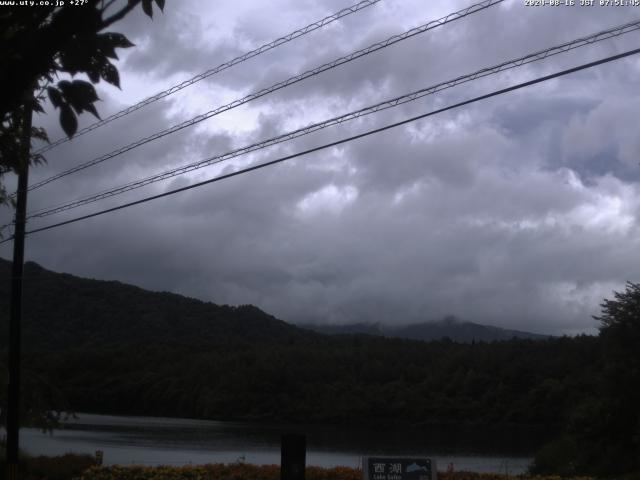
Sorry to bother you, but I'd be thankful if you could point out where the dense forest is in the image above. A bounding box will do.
[1,259,639,476]
[25,336,597,428]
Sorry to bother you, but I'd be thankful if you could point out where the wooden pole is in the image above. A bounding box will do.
[281,434,306,480]
[6,103,32,480]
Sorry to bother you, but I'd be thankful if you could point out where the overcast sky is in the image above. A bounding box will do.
[2,0,640,335]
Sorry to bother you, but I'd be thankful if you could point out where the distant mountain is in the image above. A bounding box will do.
[304,316,550,343]
[0,258,548,353]
[0,258,315,351]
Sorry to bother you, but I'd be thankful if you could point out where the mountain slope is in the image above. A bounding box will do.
[0,258,548,352]
[0,258,315,351]
[305,317,549,343]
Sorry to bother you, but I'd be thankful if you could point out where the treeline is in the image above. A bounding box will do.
[26,335,598,429]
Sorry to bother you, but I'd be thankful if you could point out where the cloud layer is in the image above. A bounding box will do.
[3,0,640,335]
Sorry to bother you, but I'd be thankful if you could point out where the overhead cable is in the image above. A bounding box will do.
[25,0,504,193]
[26,19,640,219]
[4,46,636,243]
[34,0,383,155]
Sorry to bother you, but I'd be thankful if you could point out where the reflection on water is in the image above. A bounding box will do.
[21,413,535,474]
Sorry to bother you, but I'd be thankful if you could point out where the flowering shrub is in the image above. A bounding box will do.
[79,464,596,480]
[0,453,96,480]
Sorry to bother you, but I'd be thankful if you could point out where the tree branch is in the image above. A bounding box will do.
[101,0,141,30]
[101,0,119,14]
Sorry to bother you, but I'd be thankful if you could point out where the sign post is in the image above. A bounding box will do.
[281,434,306,480]
[362,457,436,480]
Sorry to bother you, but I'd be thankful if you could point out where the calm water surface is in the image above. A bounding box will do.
[21,413,537,474]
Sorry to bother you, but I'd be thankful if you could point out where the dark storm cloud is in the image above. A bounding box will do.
[119,0,379,89]
[21,96,205,216]
[3,0,640,336]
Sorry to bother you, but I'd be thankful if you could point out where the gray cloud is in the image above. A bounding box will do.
[3,0,640,336]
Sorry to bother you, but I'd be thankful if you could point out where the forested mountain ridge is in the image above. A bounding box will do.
[0,258,316,351]
[305,317,550,343]
[1,258,550,349]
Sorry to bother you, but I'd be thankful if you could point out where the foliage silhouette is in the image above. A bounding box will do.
[0,0,165,426]
[531,282,640,477]
[0,0,165,207]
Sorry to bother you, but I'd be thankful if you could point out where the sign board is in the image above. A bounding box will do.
[362,457,436,480]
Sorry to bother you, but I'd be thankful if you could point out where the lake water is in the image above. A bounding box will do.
[20,413,537,474]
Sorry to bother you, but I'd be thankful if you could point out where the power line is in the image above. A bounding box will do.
[5,46,637,243]
[34,0,383,156]
[25,0,503,193]
[25,18,640,220]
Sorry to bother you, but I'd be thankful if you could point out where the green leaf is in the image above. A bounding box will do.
[31,126,49,144]
[57,80,71,91]
[101,63,120,88]
[47,87,63,108]
[154,0,165,11]
[87,68,100,83]
[59,80,100,117]
[59,81,83,113]
[84,103,100,120]
[100,41,118,60]
[59,103,78,138]
[70,80,99,103]
[32,99,45,114]
[30,152,47,167]
[141,0,153,18]
[58,44,92,76]
[103,32,135,49]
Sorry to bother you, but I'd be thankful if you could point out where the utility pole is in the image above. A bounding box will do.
[6,102,33,480]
